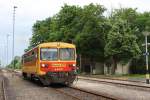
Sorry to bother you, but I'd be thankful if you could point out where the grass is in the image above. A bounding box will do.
[79,73,147,80]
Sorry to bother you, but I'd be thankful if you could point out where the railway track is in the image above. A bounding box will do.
[11,70,119,99]
[69,86,120,100]
[53,87,81,100]
[12,69,146,84]
[7,69,117,100]
[53,85,119,100]
[6,69,150,99]
[0,69,7,100]
[80,76,145,83]
[79,77,150,92]
[2,79,7,100]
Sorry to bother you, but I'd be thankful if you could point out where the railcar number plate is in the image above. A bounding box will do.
[52,64,66,67]
[54,68,63,71]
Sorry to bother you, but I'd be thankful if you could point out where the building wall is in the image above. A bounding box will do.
[115,62,130,75]
[104,61,131,75]
[93,62,104,74]
[79,55,130,75]
[104,64,112,75]
[79,56,104,74]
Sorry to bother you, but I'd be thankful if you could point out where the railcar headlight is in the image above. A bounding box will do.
[72,64,76,67]
[41,64,45,68]
[41,64,48,68]
[69,64,76,67]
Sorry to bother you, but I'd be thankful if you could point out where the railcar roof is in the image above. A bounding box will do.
[23,42,75,55]
[39,42,75,48]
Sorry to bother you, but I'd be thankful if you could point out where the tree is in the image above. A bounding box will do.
[29,17,52,48]
[104,19,141,74]
[28,3,107,62]
[75,3,106,60]
[109,8,150,74]
[7,56,21,69]
[26,4,150,74]
[50,4,82,42]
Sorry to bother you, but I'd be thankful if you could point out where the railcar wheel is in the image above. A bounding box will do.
[39,76,51,86]
[30,74,35,81]
[65,81,73,87]
[22,72,27,79]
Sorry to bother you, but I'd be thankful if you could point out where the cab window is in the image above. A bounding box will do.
[40,48,58,61]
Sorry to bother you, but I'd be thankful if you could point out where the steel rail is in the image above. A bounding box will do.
[6,69,80,100]
[53,88,81,100]
[69,86,120,100]
[11,69,145,83]
[10,69,150,99]
[2,79,7,100]
[79,76,145,83]
[79,78,150,91]
[9,69,119,99]
[12,69,145,83]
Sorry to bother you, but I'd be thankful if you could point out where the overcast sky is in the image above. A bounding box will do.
[0,0,150,65]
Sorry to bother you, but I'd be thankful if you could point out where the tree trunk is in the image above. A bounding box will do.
[111,56,117,74]
[79,54,82,72]
[90,57,95,74]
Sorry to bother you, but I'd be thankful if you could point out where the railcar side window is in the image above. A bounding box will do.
[60,48,74,60]
[40,48,58,60]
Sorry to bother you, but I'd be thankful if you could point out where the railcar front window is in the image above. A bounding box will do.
[41,48,58,60]
[60,48,74,60]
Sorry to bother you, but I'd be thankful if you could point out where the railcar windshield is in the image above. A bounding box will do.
[40,48,58,60]
[60,48,75,60]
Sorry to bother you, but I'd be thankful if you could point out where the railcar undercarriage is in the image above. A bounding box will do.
[39,71,77,86]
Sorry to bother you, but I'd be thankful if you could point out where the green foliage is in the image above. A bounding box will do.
[30,17,52,48]
[7,56,21,69]
[105,19,141,63]
[75,3,106,61]
[51,4,82,42]
[25,4,150,73]
[28,3,107,62]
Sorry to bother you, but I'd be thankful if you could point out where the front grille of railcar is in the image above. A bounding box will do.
[47,72,68,78]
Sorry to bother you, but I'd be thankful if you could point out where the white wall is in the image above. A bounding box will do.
[104,61,131,75]
[93,62,104,74]
[115,62,130,74]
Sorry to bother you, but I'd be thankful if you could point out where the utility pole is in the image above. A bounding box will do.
[145,35,149,84]
[6,34,10,66]
[142,31,150,84]
[12,6,17,69]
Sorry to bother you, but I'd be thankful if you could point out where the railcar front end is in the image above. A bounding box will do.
[22,42,77,86]
[39,47,77,85]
